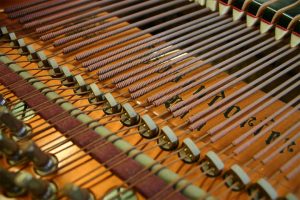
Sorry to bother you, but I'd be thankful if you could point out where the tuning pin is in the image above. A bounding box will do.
[26,45,39,61]
[8,32,18,48]
[38,57,59,69]
[0,131,27,165]
[62,183,95,200]
[178,138,200,163]
[120,103,140,126]
[103,93,122,115]
[0,106,28,138]
[47,58,63,77]
[61,66,75,86]
[0,167,27,197]
[74,75,90,95]
[26,44,41,59]
[248,178,278,200]
[23,141,58,176]
[138,115,159,139]
[223,164,251,191]
[35,51,49,65]
[0,26,9,38]
[89,83,105,104]
[14,171,57,200]
[157,126,179,151]
[17,38,29,55]
[200,151,224,177]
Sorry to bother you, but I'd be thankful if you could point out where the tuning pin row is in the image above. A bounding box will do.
[0,167,54,200]
[55,67,91,94]
[80,81,181,151]
[133,113,231,188]
[14,171,57,200]
[225,165,278,199]
[54,68,142,126]
[176,136,296,200]
[0,134,58,176]
[0,166,97,200]
[1,32,140,127]
[0,131,27,165]
[176,137,272,199]
[138,114,180,151]
[0,98,61,176]
[89,81,179,150]
[0,26,54,66]
[0,167,27,197]
[1,26,142,129]
[0,27,32,56]
[98,95,180,151]
[0,29,71,80]
[0,108,58,176]
[126,110,276,199]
